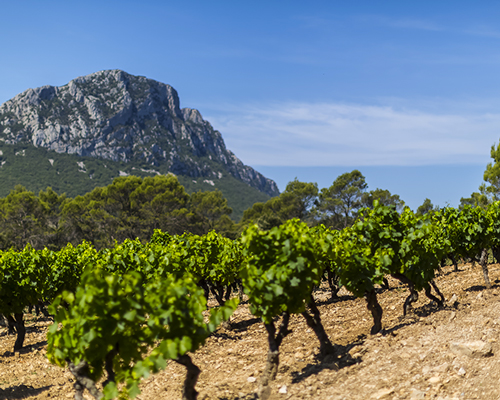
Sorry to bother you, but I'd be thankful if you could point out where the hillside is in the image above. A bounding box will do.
[0,143,270,220]
[0,70,279,219]
[0,262,499,399]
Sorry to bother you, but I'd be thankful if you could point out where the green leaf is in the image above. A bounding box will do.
[103,381,119,399]
[127,381,141,399]
[179,336,193,355]
[290,277,300,287]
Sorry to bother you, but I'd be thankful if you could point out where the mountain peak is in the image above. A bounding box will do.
[0,71,278,197]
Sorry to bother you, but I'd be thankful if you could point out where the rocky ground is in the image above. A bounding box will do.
[1,261,500,400]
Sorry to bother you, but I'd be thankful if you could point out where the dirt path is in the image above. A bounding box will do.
[1,262,499,400]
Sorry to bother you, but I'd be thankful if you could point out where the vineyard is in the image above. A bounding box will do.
[0,202,499,399]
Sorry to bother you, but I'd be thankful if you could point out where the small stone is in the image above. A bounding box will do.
[349,346,367,356]
[434,362,450,373]
[247,377,257,383]
[371,388,394,399]
[429,376,441,384]
[410,389,426,399]
[450,341,493,358]
[279,385,287,394]
[457,367,466,376]
[448,294,459,308]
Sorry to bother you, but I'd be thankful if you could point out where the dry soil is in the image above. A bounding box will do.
[1,262,500,400]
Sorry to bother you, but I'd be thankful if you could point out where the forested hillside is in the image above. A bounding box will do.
[0,143,271,221]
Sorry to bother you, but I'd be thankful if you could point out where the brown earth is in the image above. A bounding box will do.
[1,262,500,400]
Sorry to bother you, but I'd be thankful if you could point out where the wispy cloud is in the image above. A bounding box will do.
[356,15,445,32]
[363,15,500,41]
[463,27,500,39]
[382,18,444,32]
[204,101,500,167]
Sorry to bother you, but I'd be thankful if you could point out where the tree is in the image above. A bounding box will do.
[459,191,489,210]
[362,188,405,212]
[102,175,143,240]
[60,189,117,249]
[482,141,500,201]
[318,170,367,228]
[59,175,238,247]
[38,187,67,249]
[463,140,500,207]
[416,198,436,216]
[130,175,191,237]
[0,185,50,250]
[238,178,318,231]
[60,175,188,248]
[189,190,234,236]
[278,178,319,222]
[239,197,284,231]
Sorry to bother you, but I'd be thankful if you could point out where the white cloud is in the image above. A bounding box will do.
[355,15,445,32]
[463,26,500,39]
[204,101,500,167]
[358,15,500,40]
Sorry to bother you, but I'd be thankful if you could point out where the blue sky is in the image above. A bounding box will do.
[1,1,500,209]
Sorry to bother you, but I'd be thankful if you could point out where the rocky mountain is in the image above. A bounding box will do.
[0,69,279,197]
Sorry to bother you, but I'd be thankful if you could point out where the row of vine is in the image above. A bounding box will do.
[0,201,499,399]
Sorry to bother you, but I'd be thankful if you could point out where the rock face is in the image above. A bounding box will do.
[0,70,279,197]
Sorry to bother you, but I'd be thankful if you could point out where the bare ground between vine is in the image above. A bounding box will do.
[1,262,500,400]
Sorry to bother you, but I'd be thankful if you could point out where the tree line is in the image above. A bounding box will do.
[240,170,404,230]
[11,154,500,252]
[0,175,233,250]
[0,169,408,250]
[243,138,500,232]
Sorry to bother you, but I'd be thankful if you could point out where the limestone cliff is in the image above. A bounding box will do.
[0,70,279,196]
